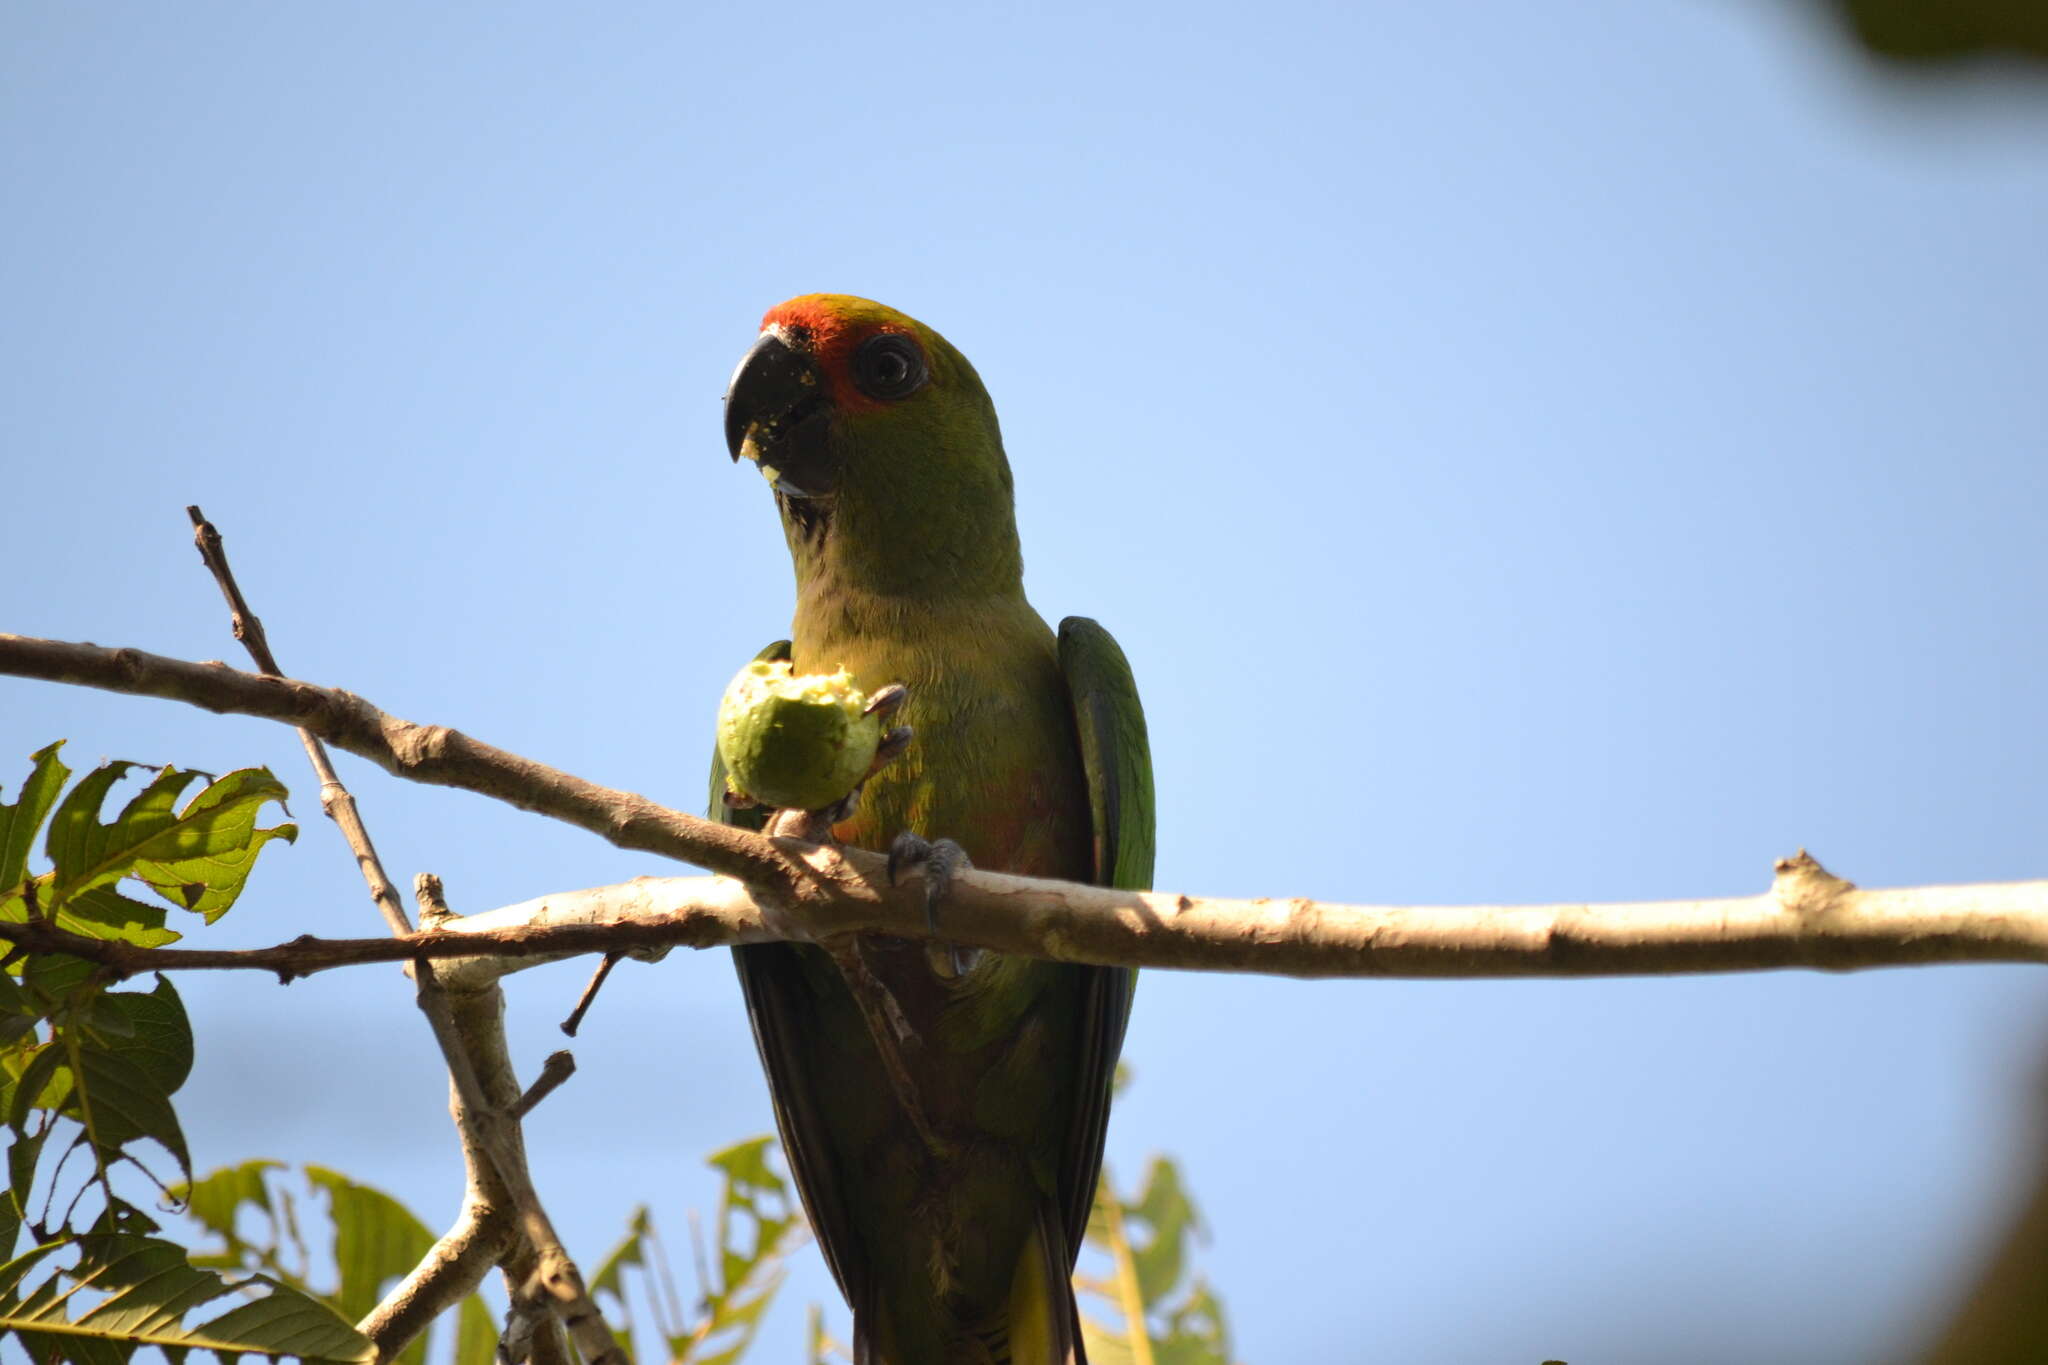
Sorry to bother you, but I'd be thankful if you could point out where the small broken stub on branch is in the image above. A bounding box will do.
[1773,849,1855,918]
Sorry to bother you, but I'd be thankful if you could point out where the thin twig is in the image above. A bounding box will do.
[187,507,411,938]
[560,953,623,1037]
[510,1051,578,1121]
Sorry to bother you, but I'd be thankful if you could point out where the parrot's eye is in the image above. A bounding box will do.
[852,332,928,401]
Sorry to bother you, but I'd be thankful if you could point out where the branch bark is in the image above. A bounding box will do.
[0,631,787,892]
[4,853,2047,983]
[7,631,2048,983]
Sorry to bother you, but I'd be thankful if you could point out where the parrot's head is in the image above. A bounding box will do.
[723,295,1022,596]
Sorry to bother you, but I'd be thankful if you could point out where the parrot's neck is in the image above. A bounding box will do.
[789,556,1039,667]
[782,484,1025,603]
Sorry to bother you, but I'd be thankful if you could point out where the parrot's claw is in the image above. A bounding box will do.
[863,683,909,720]
[869,725,914,775]
[887,832,977,977]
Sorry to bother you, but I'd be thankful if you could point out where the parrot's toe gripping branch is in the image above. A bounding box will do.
[887,832,976,976]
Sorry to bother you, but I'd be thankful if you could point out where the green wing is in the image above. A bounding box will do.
[1055,616,1155,1254]
[1058,617,1155,894]
[714,642,870,1304]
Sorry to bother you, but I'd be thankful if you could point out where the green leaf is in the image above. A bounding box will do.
[39,762,295,926]
[705,1135,785,1195]
[127,768,297,924]
[304,1166,434,1324]
[1153,1279,1233,1365]
[89,978,194,1099]
[1128,1157,1200,1308]
[453,1288,498,1365]
[9,1043,71,1132]
[0,744,68,898]
[180,1158,286,1265]
[590,1140,805,1365]
[57,885,178,950]
[67,1035,193,1182]
[182,1162,498,1365]
[43,761,184,901]
[0,1099,53,1261]
[0,1234,373,1363]
[20,951,99,1007]
[1080,1155,1236,1365]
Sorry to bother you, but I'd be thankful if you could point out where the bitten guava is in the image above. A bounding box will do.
[717,660,883,810]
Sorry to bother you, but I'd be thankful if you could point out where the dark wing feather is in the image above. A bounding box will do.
[1055,616,1156,1257]
[713,641,867,1304]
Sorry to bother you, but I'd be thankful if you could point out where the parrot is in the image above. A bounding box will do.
[709,294,1154,1365]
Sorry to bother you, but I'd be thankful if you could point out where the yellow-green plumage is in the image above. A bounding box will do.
[712,296,1152,1365]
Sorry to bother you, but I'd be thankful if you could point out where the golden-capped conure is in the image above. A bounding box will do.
[710,295,1153,1365]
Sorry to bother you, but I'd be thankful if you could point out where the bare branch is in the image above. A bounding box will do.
[0,631,790,892]
[187,507,413,939]
[4,855,2047,984]
[7,630,2048,984]
[355,1194,515,1359]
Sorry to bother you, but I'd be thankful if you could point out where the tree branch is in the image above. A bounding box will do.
[7,631,2048,979]
[0,631,788,894]
[3,853,2046,982]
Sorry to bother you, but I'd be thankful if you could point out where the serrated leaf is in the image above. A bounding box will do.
[56,884,179,950]
[43,761,178,901]
[68,1038,192,1181]
[0,744,68,899]
[128,769,297,924]
[92,978,193,1098]
[89,1199,160,1240]
[0,1235,373,1363]
[40,762,295,927]
[21,951,99,1006]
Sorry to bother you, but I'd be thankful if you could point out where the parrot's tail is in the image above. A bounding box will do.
[851,1201,1086,1365]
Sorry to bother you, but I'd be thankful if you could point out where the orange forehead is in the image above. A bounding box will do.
[760,295,922,414]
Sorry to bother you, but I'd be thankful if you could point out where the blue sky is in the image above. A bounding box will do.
[5,4,2046,1361]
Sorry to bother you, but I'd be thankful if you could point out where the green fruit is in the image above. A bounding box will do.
[717,660,883,810]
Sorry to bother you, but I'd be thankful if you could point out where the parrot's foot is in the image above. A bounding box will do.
[887,831,978,977]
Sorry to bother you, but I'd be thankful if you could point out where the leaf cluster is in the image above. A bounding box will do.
[589,1136,807,1365]
[182,1160,498,1365]
[0,742,363,1362]
[1080,1155,1237,1365]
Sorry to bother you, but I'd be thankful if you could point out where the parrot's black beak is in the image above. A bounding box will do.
[724,331,827,467]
